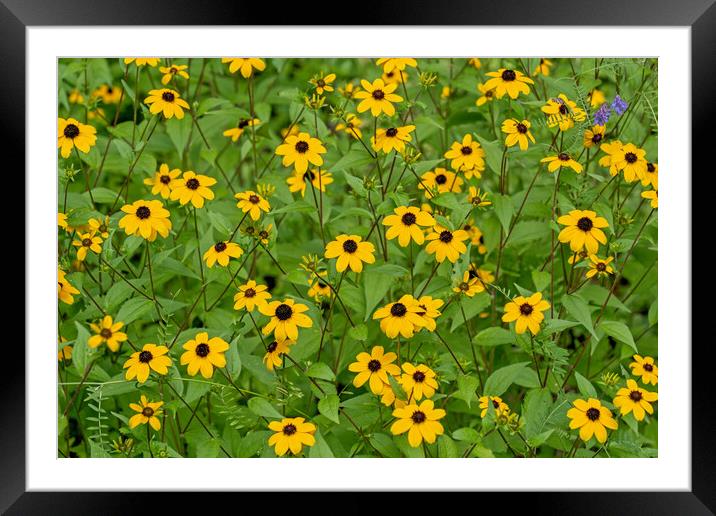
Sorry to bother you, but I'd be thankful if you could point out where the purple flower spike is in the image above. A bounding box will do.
[593,104,611,126]
[611,95,628,115]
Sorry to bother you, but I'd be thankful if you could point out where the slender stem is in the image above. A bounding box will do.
[192,207,207,310]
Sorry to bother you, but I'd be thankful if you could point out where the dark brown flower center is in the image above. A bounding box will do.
[386,127,398,137]
[485,90,493,98]
[577,217,593,232]
[186,178,200,190]
[586,407,600,421]
[596,263,606,272]
[629,390,643,402]
[390,303,407,317]
[214,242,227,252]
[411,411,426,424]
[519,303,533,315]
[139,350,153,363]
[647,163,655,173]
[559,104,568,115]
[316,79,326,87]
[249,194,260,204]
[295,140,309,153]
[238,119,250,129]
[282,423,297,435]
[516,123,527,134]
[439,230,453,243]
[592,133,603,143]
[435,174,447,185]
[267,341,278,353]
[317,282,327,289]
[459,282,470,291]
[106,86,113,93]
[558,153,570,161]
[625,152,637,163]
[259,230,269,240]
[100,328,112,339]
[461,146,473,155]
[342,239,358,253]
[492,400,500,409]
[401,212,416,226]
[303,170,316,182]
[160,174,171,184]
[368,359,382,372]
[142,407,154,417]
[244,288,256,298]
[501,69,516,81]
[275,303,293,321]
[63,124,80,139]
[372,89,385,100]
[413,371,426,383]
[643,363,654,372]
[82,238,92,247]
[161,91,175,102]
[195,343,210,357]
[170,67,177,74]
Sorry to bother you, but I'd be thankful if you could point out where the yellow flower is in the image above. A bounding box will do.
[502,292,551,335]
[381,69,407,85]
[532,58,553,76]
[462,221,487,252]
[567,398,618,443]
[414,296,444,332]
[123,343,172,383]
[642,189,658,208]
[58,118,97,158]
[310,72,336,95]
[58,212,68,231]
[382,206,435,247]
[124,58,159,67]
[268,417,316,456]
[425,226,469,263]
[275,132,327,174]
[68,89,84,104]
[371,125,415,154]
[641,162,658,189]
[58,344,73,362]
[348,346,401,395]
[418,168,463,198]
[568,249,591,264]
[483,68,534,99]
[376,58,417,73]
[586,255,614,278]
[260,299,313,341]
[180,332,230,379]
[354,78,403,117]
[72,231,103,261]
[441,86,453,99]
[203,241,243,268]
[144,88,190,119]
[612,143,648,182]
[541,153,583,173]
[598,140,624,176]
[307,272,332,301]
[468,58,482,69]
[144,163,181,199]
[169,171,217,208]
[286,168,333,197]
[583,125,606,149]
[128,395,163,431]
[613,379,658,421]
[222,57,266,78]
[235,191,270,221]
[444,134,486,172]
[466,186,492,208]
[89,315,128,352]
[88,216,110,239]
[263,338,295,371]
[453,269,491,297]
[335,113,363,140]
[159,64,189,85]
[557,209,609,254]
[372,295,425,339]
[588,88,606,108]
[479,396,510,418]
[629,355,658,385]
[475,82,495,106]
[58,268,80,305]
[541,93,586,130]
[400,363,438,401]
[502,119,536,150]
[390,399,445,448]
[223,118,260,142]
[119,199,172,241]
[324,234,376,273]
[92,84,122,104]
[234,280,272,312]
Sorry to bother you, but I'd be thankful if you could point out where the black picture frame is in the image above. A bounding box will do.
[5,0,711,513]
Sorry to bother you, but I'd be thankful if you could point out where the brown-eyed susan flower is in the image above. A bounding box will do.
[390,399,445,448]
[400,363,438,401]
[541,153,583,173]
[583,125,606,148]
[462,222,487,253]
[567,398,618,443]
[92,84,122,104]
[502,119,536,150]
[310,72,336,95]
[58,118,97,158]
[128,395,163,431]
[159,64,189,85]
[372,125,415,154]
[533,58,554,76]
[119,199,172,241]
[335,113,363,140]
[281,125,301,139]
[233,280,272,312]
[425,226,469,263]
[235,191,270,221]
[373,295,425,339]
[453,269,492,297]
[263,338,295,371]
[268,417,316,456]
[466,186,492,208]
[256,224,273,245]
[223,118,260,142]
[502,292,551,335]
[588,88,606,108]
[180,332,230,379]
[354,78,403,117]
[72,232,103,261]
[541,94,586,130]
[88,216,110,239]
[568,249,591,264]
[88,315,128,352]
[613,379,658,421]
[475,83,495,106]
[419,168,463,198]
[349,346,401,395]
[275,132,326,174]
[586,255,614,279]
[58,268,80,305]
[123,343,172,383]
[124,58,159,67]
[169,171,216,208]
[203,241,244,268]
[222,57,266,78]
[376,58,417,73]
[642,188,658,208]
[260,299,313,341]
[598,140,624,176]
[479,396,510,418]
[612,143,648,182]
[483,68,534,99]
[144,163,181,199]
[307,272,332,301]
[414,296,444,332]
[286,168,333,197]
[557,209,609,254]
[144,88,190,119]
[382,69,407,86]
[444,134,486,172]
[641,162,658,189]
[338,82,360,99]
[324,234,375,273]
[629,355,658,385]
[382,206,436,247]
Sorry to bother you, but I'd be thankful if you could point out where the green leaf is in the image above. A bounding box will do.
[523,388,553,440]
[598,320,637,352]
[531,270,550,292]
[475,136,502,175]
[116,297,154,325]
[648,300,658,327]
[574,371,598,398]
[452,427,480,443]
[369,433,402,458]
[450,293,490,331]
[473,327,514,347]
[348,324,368,341]
[483,362,530,396]
[542,319,579,334]
[343,171,367,196]
[455,374,479,407]
[561,294,597,339]
[317,394,340,424]
[437,435,459,457]
[305,362,336,381]
[332,150,374,172]
[308,430,335,458]
[72,322,91,375]
[363,273,392,321]
[247,397,283,419]
[493,194,514,232]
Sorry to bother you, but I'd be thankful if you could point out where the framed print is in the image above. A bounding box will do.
[6,0,712,513]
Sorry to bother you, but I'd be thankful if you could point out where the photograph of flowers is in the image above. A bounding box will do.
[57,56,658,459]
